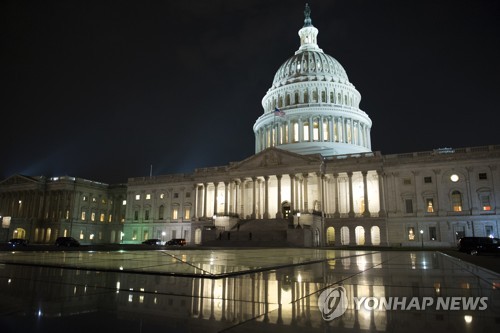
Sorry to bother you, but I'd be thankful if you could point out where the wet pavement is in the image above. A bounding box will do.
[0,248,499,332]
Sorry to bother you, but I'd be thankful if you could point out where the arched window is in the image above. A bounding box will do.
[313,120,319,141]
[323,119,329,141]
[278,96,283,108]
[293,122,299,142]
[312,90,318,102]
[158,205,164,220]
[355,226,365,245]
[330,91,334,103]
[303,122,310,141]
[304,91,309,103]
[337,93,341,104]
[451,191,463,212]
[321,90,326,103]
[285,94,290,106]
[326,227,335,245]
[294,91,299,104]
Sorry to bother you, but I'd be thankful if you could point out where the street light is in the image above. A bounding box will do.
[297,212,301,229]
[161,231,166,244]
[420,229,424,248]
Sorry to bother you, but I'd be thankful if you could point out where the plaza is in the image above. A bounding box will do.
[0,247,499,332]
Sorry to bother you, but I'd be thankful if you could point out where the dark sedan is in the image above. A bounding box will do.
[8,238,29,247]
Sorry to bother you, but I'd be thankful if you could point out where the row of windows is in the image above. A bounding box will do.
[133,206,191,221]
[267,89,357,112]
[81,196,113,205]
[402,172,489,185]
[404,191,492,214]
[407,225,495,241]
[80,210,125,223]
[134,192,191,201]
[259,118,368,149]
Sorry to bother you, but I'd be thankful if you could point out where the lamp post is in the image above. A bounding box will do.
[420,229,424,248]
[162,231,166,245]
[297,212,301,228]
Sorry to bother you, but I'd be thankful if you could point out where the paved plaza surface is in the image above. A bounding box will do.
[0,248,499,333]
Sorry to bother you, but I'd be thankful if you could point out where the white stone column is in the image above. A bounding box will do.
[362,171,371,217]
[240,178,246,218]
[289,174,295,212]
[234,180,240,217]
[303,173,309,212]
[333,173,340,218]
[264,176,269,219]
[203,183,208,218]
[377,171,387,217]
[348,172,355,218]
[213,182,219,216]
[252,177,257,219]
[224,181,229,216]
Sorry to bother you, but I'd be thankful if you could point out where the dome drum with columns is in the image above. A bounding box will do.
[253,4,372,157]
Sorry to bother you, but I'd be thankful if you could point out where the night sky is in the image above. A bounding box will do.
[2,0,499,184]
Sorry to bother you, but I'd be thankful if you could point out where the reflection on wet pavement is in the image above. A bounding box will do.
[0,249,499,332]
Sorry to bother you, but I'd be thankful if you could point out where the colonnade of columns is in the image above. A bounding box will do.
[193,170,385,220]
[255,115,371,153]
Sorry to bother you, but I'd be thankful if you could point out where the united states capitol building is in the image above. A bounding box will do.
[1,6,499,247]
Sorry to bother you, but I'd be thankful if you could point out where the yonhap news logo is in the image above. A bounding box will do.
[318,286,488,321]
[317,286,348,320]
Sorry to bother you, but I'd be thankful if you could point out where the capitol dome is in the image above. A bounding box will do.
[253,4,372,157]
[271,51,349,89]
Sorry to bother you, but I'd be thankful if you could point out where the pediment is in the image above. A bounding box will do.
[0,174,43,187]
[229,148,321,172]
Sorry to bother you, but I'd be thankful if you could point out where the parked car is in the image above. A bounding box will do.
[457,237,500,255]
[8,238,29,247]
[166,238,186,246]
[142,239,162,245]
[55,237,80,247]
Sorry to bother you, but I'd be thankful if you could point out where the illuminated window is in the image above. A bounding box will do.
[172,208,178,220]
[303,122,310,141]
[160,193,165,199]
[66,210,70,220]
[91,212,95,221]
[82,196,87,202]
[450,174,459,182]
[135,194,140,200]
[451,191,463,212]
[323,120,329,141]
[313,121,319,141]
[92,197,96,202]
[426,199,434,213]
[108,214,112,223]
[146,194,151,200]
[122,200,127,206]
[102,198,106,204]
[81,211,86,221]
[481,195,491,211]
[100,213,105,222]
[184,207,191,220]
[79,231,84,240]
[293,122,299,142]
[408,227,415,241]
